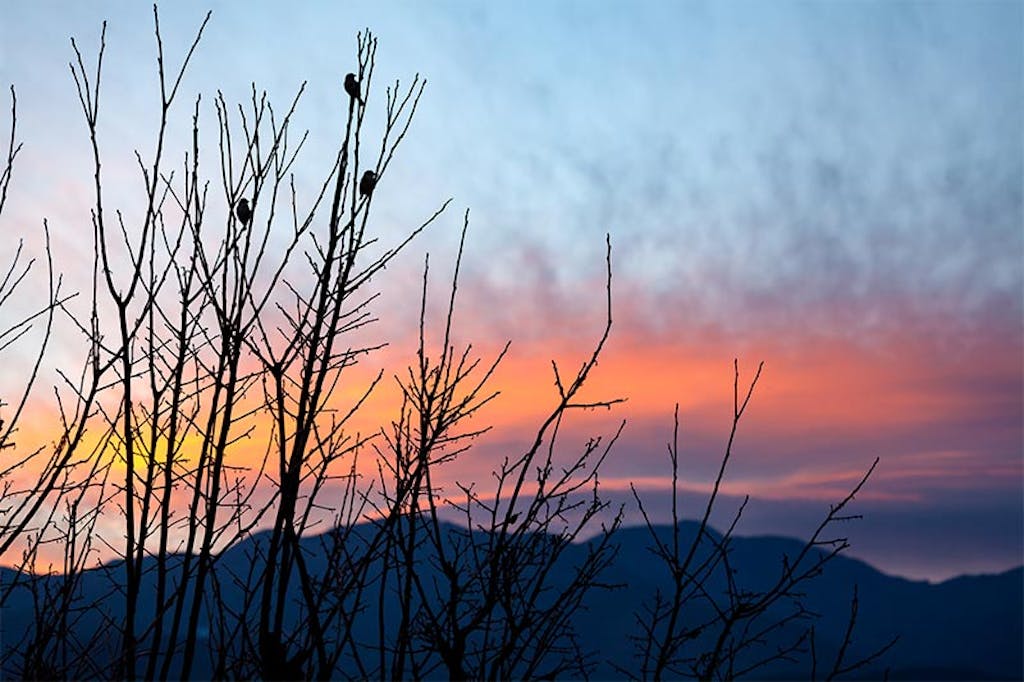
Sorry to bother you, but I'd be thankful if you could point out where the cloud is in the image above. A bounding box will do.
[1,1,1020,584]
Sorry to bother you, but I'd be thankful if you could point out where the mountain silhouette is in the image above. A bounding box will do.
[1,521,1020,679]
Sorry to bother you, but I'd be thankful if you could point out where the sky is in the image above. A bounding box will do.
[0,1,1021,582]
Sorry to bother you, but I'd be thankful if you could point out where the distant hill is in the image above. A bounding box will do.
[584,524,1023,679]
[2,521,1021,679]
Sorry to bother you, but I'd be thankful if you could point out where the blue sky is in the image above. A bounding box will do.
[1,1,1021,581]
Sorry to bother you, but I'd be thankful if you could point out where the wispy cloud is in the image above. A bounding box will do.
[0,1,1019,581]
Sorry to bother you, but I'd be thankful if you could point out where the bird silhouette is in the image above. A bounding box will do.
[344,73,363,105]
[235,198,252,227]
[359,170,377,198]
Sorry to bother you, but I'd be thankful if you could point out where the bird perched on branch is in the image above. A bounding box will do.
[344,73,363,105]
[235,198,252,227]
[359,170,377,198]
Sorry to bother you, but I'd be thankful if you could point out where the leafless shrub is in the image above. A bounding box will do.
[0,9,892,682]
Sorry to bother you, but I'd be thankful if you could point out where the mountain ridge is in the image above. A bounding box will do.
[2,520,1021,679]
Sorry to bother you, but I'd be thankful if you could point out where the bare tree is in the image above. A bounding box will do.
[342,221,625,680]
[0,73,113,682]
[0,71,109,648]
[625,370,897,681]
[54,12,450,681]
[0,8,895,682]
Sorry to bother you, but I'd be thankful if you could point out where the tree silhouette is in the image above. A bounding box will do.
[0,8,893,681]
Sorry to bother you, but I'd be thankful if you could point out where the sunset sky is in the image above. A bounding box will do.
[1,1,1021,582]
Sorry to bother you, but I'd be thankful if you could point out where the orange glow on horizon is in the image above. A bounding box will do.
[3,305,1020,569]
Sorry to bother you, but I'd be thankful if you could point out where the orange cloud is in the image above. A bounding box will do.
[4,276,1020,571]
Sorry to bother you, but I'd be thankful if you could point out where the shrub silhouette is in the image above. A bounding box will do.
[0,9,892,681]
